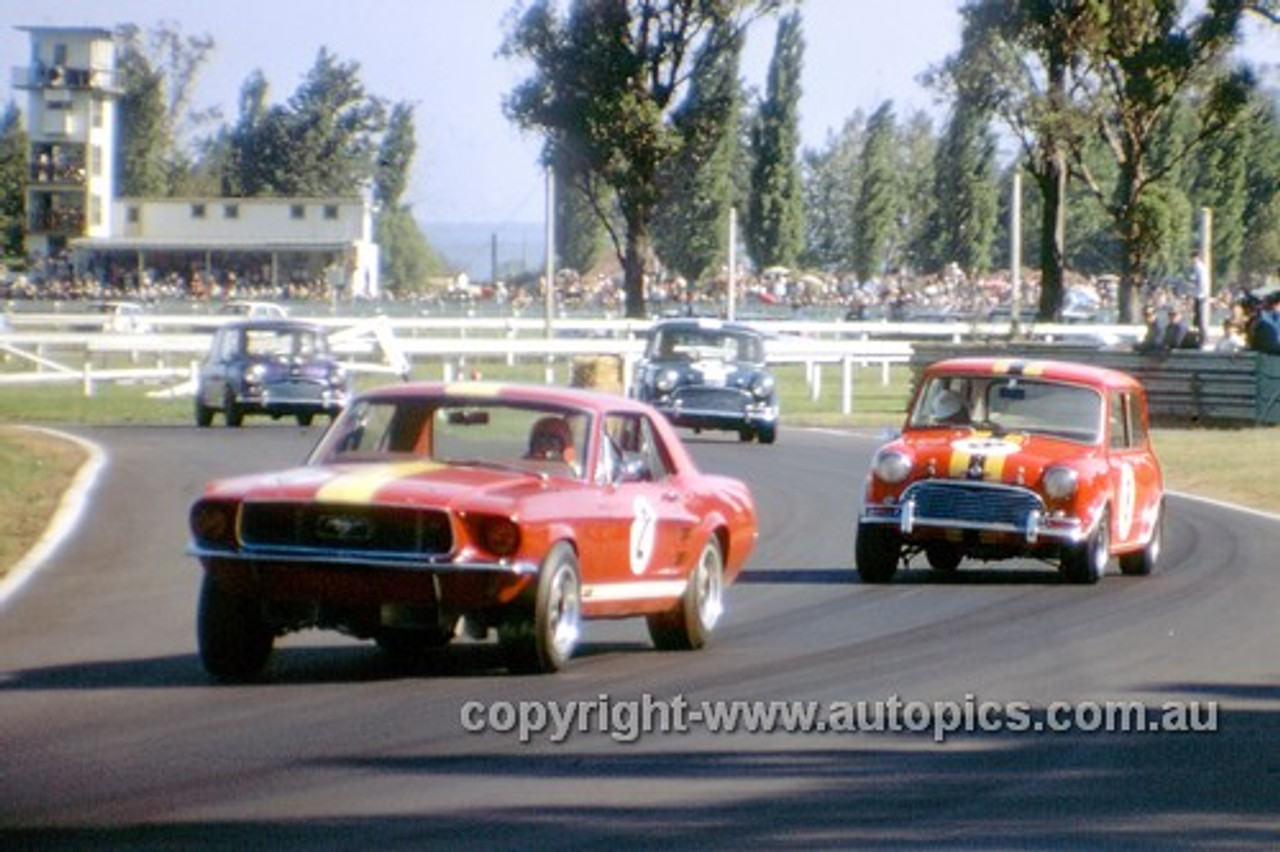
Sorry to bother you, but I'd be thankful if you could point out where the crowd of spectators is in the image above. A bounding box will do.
[3,251,1278,356]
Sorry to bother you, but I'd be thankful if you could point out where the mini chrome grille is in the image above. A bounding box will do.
[904,481,1044,527]
[673,386,748,414]
[239,503,452,556]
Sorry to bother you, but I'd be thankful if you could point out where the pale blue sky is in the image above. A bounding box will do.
[5,1,1276,226]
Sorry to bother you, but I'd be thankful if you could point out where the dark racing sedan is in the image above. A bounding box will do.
[631,318,779,443]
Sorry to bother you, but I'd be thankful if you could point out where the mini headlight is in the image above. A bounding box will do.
[873,449,913,484]
[655,369,678,393]
[246,363,267,383]
[751,373,776,399]
[1043,466,1079,500]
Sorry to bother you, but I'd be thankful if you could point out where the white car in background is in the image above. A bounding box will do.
[217,300,289,321]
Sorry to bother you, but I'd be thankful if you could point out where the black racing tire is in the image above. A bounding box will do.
[195,395,214,428]
[223,387,244,427]
[197,573,274,682]
[856,523,901,583]
[296,412,315,427]
[756,423,778,445]
[647,535,724,651]
[1063,511,1110,585]
[925,542,963,573]
[1119,501,1162,576]
[500,542,581,674]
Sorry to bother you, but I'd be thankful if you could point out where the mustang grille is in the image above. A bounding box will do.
[238,502,453,556]
[904,481,1044,527]
[673,386,748,414]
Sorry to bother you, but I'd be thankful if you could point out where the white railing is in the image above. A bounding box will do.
[0,310,1144,413]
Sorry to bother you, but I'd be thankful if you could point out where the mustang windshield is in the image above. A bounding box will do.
[310,398,592,479]
[910,375,1104,444]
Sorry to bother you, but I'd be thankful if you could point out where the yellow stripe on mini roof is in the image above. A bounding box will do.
[317,461,444,503]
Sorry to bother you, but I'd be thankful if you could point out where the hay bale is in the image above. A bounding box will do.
[571,356,624,393]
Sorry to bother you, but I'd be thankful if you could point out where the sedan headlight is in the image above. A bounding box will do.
[872,449,913,484]
[1043,466,1079,500]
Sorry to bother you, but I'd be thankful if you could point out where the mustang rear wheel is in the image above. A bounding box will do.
[197,574,274,682]
[1063,512,1110,585]
[647,535,724,651]
[856,523,901,583]
[501,542,581,674]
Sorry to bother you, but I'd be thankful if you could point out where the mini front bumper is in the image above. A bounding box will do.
[859,500,1087,546]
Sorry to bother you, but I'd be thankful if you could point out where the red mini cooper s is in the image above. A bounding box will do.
[856,358,1164,584]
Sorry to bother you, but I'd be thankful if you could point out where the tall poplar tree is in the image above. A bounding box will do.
[747,10,805,271]
[851,101,901,283]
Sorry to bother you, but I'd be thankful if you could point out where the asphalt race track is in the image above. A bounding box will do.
[0,425,1277,850]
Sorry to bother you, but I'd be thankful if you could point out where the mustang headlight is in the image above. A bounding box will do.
[1043,466,1079,500]
[190,500,238,548]
[654,369,678,393]
[872,449,913,484]
[472,515,520,557]
[750,373,776,399]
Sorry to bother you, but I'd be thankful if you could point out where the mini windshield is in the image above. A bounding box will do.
[649,327,764,363]
[909,375,1104,444]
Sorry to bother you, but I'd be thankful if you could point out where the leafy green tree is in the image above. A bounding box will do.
[1067,1,1255,321]
[0,102,26,258]
[1236,95,1279,285]
[851,101,901,283]
[929,100,998,279]
[115,22,217,196]
[503,0,783,318]
[116,46,172,197]
[746,10,805,272]
[375,206,446,294]
[374,102,415,209]
[898,109,939,275]
[281,48,387,196]
[654,21,744,286]
[799,111,865,272]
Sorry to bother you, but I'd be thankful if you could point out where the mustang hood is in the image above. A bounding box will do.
[203,461,570,509]
[901,430,1101,484]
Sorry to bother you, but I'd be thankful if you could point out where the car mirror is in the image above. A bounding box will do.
[617,457,651,483]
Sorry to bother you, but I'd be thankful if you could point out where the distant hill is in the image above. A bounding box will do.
[421,221,546,284]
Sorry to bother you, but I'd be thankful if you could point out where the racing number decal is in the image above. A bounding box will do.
[1117,462,1136,542]
[630,496,657,576]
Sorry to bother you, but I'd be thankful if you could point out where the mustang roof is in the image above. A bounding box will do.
[359,381,656,414]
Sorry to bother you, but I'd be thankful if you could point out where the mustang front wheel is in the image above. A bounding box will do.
[647,535,724,651]
[501,542,581,674]
[197,574,274,681]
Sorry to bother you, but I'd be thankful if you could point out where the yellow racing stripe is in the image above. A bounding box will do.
[317,461,444,503]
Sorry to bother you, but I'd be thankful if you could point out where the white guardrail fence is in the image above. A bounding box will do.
[0,310,1144,415]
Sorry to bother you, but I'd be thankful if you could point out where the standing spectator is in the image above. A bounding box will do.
[1192,252,1211,347]
[1250,292,1280,354]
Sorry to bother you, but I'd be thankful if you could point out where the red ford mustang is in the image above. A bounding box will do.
[857,358,1164,584]
[188,382,758,679]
